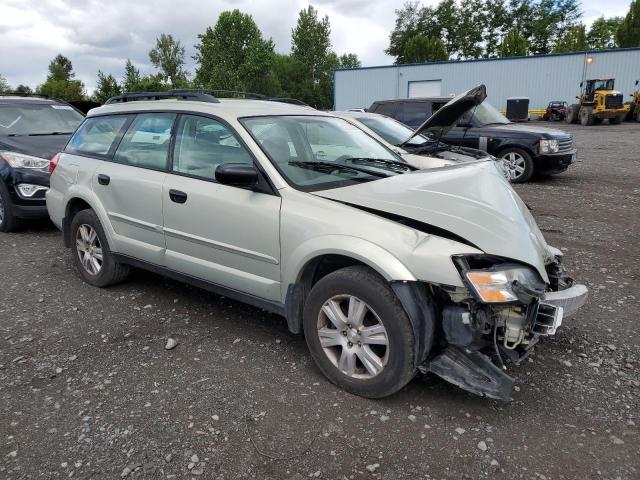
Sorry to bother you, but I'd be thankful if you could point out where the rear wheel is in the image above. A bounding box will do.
[566,104,579,123]
[0,181,19,233]
[70,209,130,287]
[303,266,416,398]
[579,107,594,126]
[499,148,534,183]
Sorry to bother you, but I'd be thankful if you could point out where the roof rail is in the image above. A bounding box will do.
[105,89,220,104]
[0,92,50,99]
[104,88,310,107]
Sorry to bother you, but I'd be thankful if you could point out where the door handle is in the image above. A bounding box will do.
[97,174,110,186]
[169,189,188,204]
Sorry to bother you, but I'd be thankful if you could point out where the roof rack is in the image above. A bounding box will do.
[105,89,220,104]
[104,88,310,107]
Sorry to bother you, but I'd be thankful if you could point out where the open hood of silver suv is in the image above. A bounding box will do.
[401,84,486,145]
[313,161,552,283]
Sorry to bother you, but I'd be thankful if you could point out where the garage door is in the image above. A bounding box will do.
[408,80,442,98]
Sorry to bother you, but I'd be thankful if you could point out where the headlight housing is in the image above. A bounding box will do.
[465,265,545,303]
[539,139,559,154]
[0,151,50,170]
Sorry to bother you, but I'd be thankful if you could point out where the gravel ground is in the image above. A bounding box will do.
[1,121,638,479]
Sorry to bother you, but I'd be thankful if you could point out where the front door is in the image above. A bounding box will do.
[92,112,176,265]
[162,114,282,302]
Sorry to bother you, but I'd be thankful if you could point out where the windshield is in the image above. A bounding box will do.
[242,115,410,191]
[591,79,614,90]
[459,102,510,127]
[0,103,84,136]
[355,115,430,147]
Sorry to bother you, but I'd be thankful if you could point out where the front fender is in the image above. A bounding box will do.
[282,234,416,297]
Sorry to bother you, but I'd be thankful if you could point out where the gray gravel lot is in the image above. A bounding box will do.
[1,121,638,479]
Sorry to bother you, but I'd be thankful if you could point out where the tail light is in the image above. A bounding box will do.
[49,152,61,175]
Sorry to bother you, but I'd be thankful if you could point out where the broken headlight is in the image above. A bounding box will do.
[464,265,545,304]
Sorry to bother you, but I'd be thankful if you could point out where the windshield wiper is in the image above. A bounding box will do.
[27,132,73,136]
[288,160,391,177]
[342,157,417,171]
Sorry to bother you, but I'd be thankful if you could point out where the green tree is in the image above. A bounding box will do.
[338,53,361,69]
[92,71,121,103]
[149,33,187,86]
[37,54,85,101]
[291,5,332,106]
[122,59,141,92]
[387,0,583,62]
[403,34,448,62]
[14,85,33,95]
[553,23,588,52]
[194,9,276,94]
[617,0,640,47]
[499,27,529,56]
[0,74,10,93]
[587,16,622,49]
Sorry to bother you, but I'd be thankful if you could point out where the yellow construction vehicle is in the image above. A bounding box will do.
[629,79,640,122]
[566,78,630,125]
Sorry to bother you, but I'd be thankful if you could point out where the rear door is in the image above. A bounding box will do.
[162,114,282,302]
[92,112,176,265]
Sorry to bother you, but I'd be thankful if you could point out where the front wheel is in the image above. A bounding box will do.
[70,209,130,287]
[499,148,534,183]
[303,266,416,398]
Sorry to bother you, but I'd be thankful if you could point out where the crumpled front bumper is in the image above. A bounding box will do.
[542,284,589,318]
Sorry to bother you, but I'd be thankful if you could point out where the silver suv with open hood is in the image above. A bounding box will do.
[47,89,588,401]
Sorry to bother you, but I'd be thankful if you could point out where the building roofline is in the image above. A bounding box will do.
[334,47,640,73]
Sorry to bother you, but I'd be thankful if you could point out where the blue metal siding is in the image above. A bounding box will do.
[334,48,640,111]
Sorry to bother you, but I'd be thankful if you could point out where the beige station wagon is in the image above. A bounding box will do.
[47,89,588,400]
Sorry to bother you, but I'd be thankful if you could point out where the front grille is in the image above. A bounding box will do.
[557,136,573,153]
[605,94,623,109]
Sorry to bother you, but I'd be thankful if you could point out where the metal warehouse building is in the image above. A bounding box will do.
[333,47,640,112]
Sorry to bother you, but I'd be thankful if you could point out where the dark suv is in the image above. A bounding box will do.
[369,97,577,183]
[0,96,84,231]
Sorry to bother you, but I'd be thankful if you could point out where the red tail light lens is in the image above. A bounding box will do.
[49,152,61,175]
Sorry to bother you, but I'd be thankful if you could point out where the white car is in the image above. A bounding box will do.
[46,88,588,401]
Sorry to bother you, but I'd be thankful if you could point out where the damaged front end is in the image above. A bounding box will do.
[421,253,588,401]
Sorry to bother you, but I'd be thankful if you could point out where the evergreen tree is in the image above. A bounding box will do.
[617,0,640,47]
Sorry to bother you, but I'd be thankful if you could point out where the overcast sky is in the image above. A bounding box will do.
[0,0,632,92]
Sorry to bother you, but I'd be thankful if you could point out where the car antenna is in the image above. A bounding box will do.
[456,104,480,152]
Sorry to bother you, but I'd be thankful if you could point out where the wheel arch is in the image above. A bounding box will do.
[282,237,416,335]
[62,191,110,248]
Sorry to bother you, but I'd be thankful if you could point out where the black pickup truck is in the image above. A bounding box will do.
[369,93,577,183]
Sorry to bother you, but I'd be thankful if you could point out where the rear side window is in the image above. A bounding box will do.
[371,102,396,117]
[396,102,429,127]
[66,115,130,157]
[114,113,176,170]
[172,115,252,180]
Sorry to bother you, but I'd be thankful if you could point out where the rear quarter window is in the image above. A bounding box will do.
[66,115,131,158]
[370,102,397,117]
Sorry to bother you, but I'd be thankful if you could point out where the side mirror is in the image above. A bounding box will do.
[215,163,259,188]
[636,80,639,85]
[575,96,579,99]
[579,82,583,87]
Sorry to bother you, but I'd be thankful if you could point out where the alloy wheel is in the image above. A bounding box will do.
[501,152,526,181]
[76,224,103,275]
[317,295,389,379]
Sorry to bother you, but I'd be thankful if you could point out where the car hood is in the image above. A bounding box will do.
[402,84,487,145]
[474,123,572,139]
[0,134,71,159]
[313,161,552,283]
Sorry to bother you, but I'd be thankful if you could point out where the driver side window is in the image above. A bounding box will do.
[172,115,252,180]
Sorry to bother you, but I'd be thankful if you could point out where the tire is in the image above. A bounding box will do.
[70,209,130,287]
[0,180,19,233]
[498,147,534,183]
[579,107,594,126]
[566,104,579,124]
[303,266,416,398]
